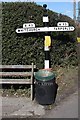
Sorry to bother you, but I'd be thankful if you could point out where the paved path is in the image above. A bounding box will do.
[1,97,45,118]
[42,91,78,118]
[0,91,78,119]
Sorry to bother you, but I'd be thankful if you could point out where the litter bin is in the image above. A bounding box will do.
[35,69,57,105]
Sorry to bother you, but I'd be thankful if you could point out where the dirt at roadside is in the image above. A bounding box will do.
[56,66,78,100]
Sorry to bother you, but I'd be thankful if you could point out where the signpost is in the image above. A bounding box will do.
[16,4,75,69]
[16,26,75,33]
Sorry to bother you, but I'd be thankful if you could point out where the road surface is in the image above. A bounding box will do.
[42,91,78,118]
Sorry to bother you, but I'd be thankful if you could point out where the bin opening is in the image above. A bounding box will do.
[35,69,55,81]
[37,70,53,77]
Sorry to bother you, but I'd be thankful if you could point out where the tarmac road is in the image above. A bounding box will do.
[42,91,78,118]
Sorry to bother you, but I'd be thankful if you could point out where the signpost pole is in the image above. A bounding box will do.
[43,4,51,69]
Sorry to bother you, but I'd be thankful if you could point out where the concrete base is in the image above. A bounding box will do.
[2,97,45,118]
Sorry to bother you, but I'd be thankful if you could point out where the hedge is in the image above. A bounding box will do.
[2,2,78,68]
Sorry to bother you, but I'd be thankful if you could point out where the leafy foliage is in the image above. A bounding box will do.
[77,26,80,37]
[2,2,78,68]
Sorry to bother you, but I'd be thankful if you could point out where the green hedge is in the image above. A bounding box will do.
[2,2,78,68]
[77,27,80,37]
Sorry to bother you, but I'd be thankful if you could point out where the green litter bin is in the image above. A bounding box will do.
[35,70,58,105]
